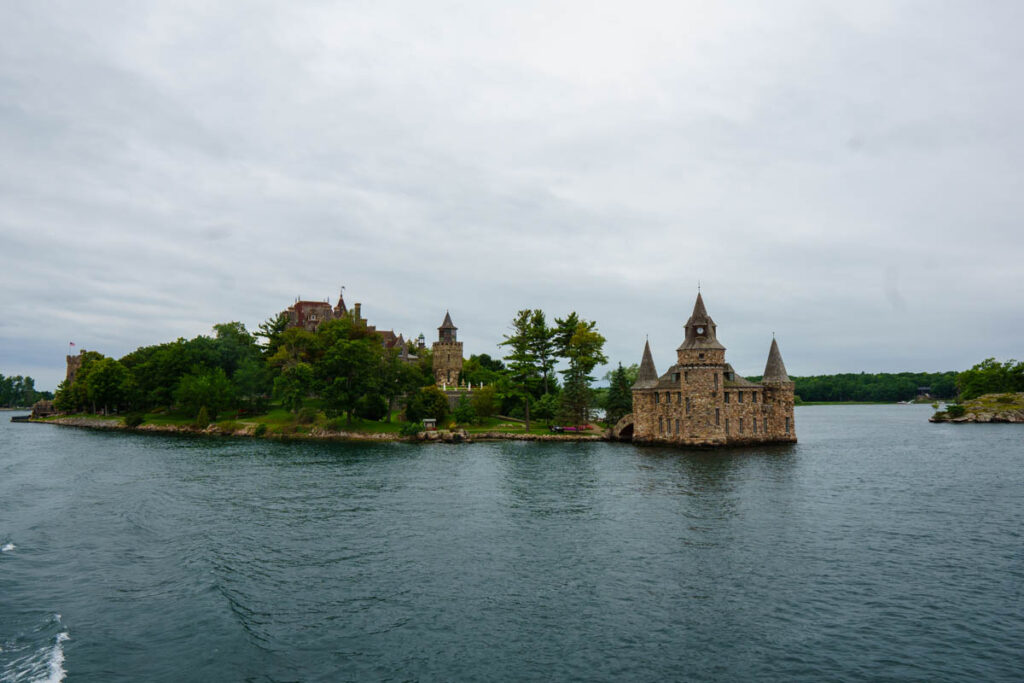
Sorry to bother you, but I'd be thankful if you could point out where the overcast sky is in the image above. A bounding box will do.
[2,1,1023,391]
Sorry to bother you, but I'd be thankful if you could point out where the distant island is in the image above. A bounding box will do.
[930,393,1024,423]
[930,358,1024,423]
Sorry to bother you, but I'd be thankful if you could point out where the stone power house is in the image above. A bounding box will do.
[622,293,796,446]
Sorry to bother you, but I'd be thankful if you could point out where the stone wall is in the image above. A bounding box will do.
[433,340,463,386]
[633,372,796,447]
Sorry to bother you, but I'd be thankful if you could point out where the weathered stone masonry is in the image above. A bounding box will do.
[432,311,463,387]
[626,293,796,446]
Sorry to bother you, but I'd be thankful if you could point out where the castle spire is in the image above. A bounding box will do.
[679,291,725,352]
[762,337,790,383]
[439,311,456,331]
[633,340,659,388]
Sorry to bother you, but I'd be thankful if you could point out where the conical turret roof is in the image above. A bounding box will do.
[633,340,659,389]
[687,292,710,325]
[762,337,790,383]
[439,311,456,330]
[679,292,725,351]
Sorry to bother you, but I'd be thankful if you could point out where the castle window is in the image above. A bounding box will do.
[752,392,758,404]
[672,373,679,382]
[715,408,720,426]
[725,418,730,434]
[725,392,730,404]
[675,418,680,434]
[738,392,743,403]
[685,397,691,415]
[665,391,671,404]
[659,417,664,434]
[699,353,704,359]
[714,373,719,390]
[655,392,660,405]
[684,371,689,383]
[785,417,790,434]
[752,418,757,434]
[739,418,744,433]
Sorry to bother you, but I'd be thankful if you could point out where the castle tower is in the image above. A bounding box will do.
[760,337,797,441]
[674,292,727,444]
[333,289,348,318]
[432,311,463,386]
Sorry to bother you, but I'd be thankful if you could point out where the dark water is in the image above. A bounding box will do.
[1,406,1022,682]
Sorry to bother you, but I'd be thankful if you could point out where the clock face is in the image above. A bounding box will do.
[696,326,705,335]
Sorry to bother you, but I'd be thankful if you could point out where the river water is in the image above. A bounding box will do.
[1,406,1021,681]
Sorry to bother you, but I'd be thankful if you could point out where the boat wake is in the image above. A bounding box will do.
[0,614,69,683]
[1,543,15,553]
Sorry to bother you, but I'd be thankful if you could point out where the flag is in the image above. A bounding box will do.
[69,342,75,347]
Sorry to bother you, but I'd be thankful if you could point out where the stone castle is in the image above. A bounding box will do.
[283,292,424,361]
[282,293,467,383]
[432,311,463,386]
[617,293,796,446]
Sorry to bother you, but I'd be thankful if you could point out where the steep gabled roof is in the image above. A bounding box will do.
[633,340,659,389]
[439,311,457,330]
[762,338,790,383]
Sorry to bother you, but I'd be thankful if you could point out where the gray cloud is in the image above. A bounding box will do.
[2,1,1022,390]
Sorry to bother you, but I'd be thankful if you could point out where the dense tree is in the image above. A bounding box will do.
[747,371,959,403]
[957,358,1024,399]
[462,354,506,387]
[174,366,234,420]
[405,385,449,423]
[528,310,557,395]
[604,363,633,425]
[255,311,290,358]
[500,310,543,430]
[470,385,498,419]
[317,318,385,423]
[554,313,607,426]
[274,362,314,413]
[0,374,50,407]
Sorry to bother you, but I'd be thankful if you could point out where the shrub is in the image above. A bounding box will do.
[355,394,389,421]
[399,421,424,437]
[194,406,210,429]
[218,421,241,434]
[405,386,449,423]
[325,417,347,431]
[453,394,477,425]
[296,406,318,425]
[123,413,145,428]
[996,394,1016,404]
[253,423,268,437]
[946,404,966,418]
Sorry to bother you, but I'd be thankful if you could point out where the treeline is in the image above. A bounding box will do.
[956,358,1024,400]
[0,374,52,407]
[744,371,958,403]
[53,308,608,427]
[54,317,435,423]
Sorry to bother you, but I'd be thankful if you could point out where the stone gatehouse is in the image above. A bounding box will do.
[622,293,796,446]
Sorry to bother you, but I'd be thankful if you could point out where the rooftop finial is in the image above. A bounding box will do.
[698,280,701,292]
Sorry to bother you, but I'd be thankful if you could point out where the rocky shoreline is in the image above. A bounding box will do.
[33,417,609,443]
[930,393,1024,423]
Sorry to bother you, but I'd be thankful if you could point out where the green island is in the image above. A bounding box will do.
[8,294,1021,437]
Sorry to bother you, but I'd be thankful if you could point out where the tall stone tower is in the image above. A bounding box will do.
[432,311,463,386]
[760,337,797,441]
[674,293,728,445]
